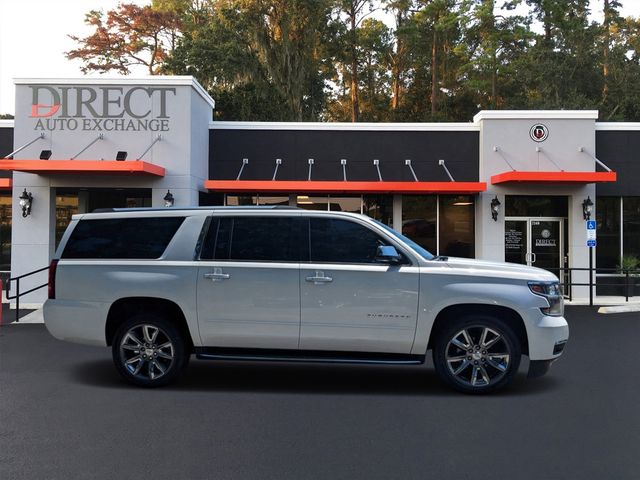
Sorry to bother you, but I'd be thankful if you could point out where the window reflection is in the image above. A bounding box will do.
[328,196,361,213]
[297,195,328,210]
[440,195,475,258]
[402,196,437,254]
[363,195,393,226]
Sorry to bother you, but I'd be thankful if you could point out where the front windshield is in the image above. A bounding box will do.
[372,219,435,260]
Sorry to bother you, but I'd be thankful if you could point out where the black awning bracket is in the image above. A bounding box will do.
[4,132,46,159]
[272,158,282,180]
[308,158,314,181]
[438,159,455,182]
[536,146,564,171]
[236,158,249,180]
[136,134,162,161]
[493,146,516,171]
[70,133,104,160]
[373,159,383,181]
[579,147,613,172]
[405,159,418,182]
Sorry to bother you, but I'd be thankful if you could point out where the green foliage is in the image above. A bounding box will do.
[67,0,640,122]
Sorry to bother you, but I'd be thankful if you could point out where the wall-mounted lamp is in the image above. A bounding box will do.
[582,196,593,220]
[19,189,33,217]
[163,190,174,208]
[490,195,501,221]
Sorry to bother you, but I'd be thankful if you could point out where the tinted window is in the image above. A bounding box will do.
[201,216,302,262]
[310,218,390,263]
[62,217,184,259]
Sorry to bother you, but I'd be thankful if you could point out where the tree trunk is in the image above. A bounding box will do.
[350,9,359,122]
[602,0,610,104]
[431,27,437,117]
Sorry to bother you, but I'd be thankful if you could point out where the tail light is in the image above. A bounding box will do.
[48,259,59,299]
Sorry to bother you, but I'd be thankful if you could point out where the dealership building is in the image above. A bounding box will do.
[0,76,638,304]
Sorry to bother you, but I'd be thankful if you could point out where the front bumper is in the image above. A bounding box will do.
[526,313,569,361]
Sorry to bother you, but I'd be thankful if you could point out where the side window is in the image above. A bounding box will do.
[62,217,185,259]
[310,218,392,264]
[200,216,302,262]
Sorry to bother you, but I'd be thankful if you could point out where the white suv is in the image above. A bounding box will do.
[44,207,569,393]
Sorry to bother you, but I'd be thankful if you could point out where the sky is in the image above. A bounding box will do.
[1,0,640,115]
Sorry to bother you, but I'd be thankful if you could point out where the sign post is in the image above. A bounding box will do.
[586,220,597,306]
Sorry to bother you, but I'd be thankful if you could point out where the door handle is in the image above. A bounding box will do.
[204,268,230,281]
[305,271,333,284]
[531,253,537,263]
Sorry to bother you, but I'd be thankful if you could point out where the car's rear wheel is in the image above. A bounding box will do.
[112,314,189,387]
[433,315,521,394]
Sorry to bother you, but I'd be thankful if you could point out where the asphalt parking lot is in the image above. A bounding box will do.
[1,305,639,480]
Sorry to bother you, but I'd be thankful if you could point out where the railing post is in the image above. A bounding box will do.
[626,270,630,303]
[15,278,19,323]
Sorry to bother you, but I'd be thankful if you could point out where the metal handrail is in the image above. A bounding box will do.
[543,266,640,305]
[5,266,49,323]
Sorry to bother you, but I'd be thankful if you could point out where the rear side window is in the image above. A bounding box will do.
[200,216,303,262]
[62,217,185,259]
[310,218,389,264]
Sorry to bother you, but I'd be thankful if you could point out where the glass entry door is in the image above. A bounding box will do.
[505,218,565,274]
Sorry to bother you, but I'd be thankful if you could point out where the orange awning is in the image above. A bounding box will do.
[0,178,11,190]
[204,180,487,194]
[0,160,165,177]
[491,171,616,185]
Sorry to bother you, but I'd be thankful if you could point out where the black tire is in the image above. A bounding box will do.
[433,315,521,394]
[112,313,189,387]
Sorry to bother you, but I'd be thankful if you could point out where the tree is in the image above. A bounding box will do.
[67,3,181,74]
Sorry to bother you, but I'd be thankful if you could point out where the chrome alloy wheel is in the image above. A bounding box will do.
[119,324,175,381]
[445,326,511,388]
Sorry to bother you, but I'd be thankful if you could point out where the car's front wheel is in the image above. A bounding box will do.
[433,315,521,394]
[112,314,189,387]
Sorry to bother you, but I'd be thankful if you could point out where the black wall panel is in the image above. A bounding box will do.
[596,130,640,196]
[0,128,13,179]
[209,129,480,182]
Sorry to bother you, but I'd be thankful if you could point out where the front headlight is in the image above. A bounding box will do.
[528,281,564,316]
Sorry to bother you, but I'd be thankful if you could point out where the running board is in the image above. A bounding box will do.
[195,347,424,365]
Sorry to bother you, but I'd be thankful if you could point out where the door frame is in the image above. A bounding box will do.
[504,216,566,270]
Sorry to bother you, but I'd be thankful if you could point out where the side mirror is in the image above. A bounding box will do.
[376,245,402,263]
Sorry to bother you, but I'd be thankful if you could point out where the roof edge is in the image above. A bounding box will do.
[208,121,479,132]
[13,76,215,109]
[474,110,599,122]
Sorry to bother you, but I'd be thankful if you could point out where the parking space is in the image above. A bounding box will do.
[1,306,639,480]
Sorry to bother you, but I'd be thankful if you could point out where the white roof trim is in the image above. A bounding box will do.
[473,110,599,122]
[13,76,215,109]
[596,122,640,131]
[208,121,479,131]
[0,120,14,128]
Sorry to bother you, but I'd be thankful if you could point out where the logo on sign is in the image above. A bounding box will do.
[529,123,549,142]
[27,85,176,132]
[541,229,551,239]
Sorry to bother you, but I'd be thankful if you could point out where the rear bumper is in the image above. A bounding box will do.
[43,299,109,347]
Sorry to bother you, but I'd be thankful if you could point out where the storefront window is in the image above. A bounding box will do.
[623,197,640,262]
[225,194,257,206]
[596,197,620,271]
[56,194,79,248]
[0,194,11,271]
[363,195,393,226]
[328,196,361,213]
[258,196,289,206]
[440,195,475,258]
[505,196,568,217]
[297,195,329,210]
[402,196,437,254]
